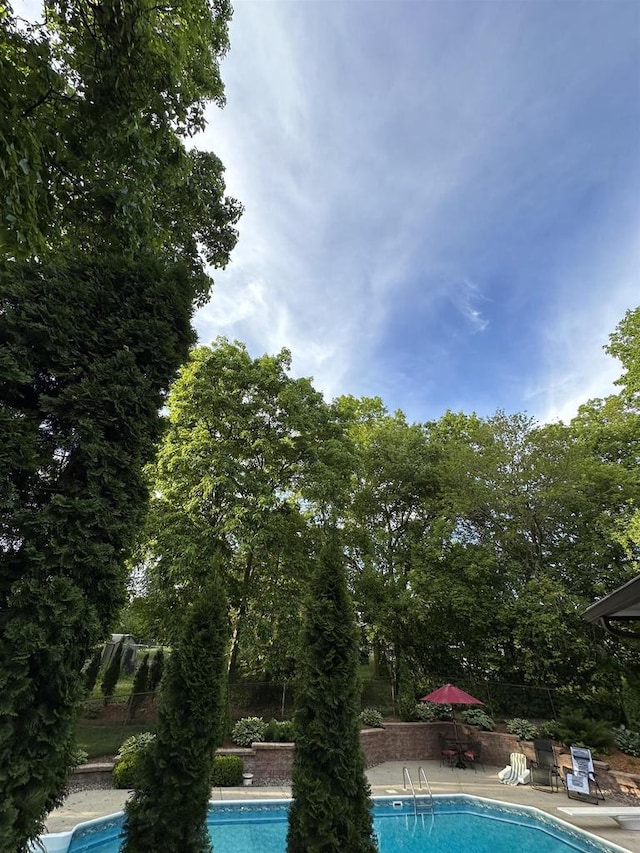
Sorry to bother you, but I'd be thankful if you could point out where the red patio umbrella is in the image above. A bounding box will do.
[420,683,483,744]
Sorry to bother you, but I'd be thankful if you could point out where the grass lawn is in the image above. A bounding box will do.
[76,721,153,760]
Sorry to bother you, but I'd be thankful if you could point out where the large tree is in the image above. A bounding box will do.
[0,2,240,848]
[135,339,354,678]
[287,529,378,853]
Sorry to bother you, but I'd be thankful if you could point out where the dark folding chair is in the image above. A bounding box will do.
[530,739,562,793]
[439,735,458,768]
[462,741,484,772]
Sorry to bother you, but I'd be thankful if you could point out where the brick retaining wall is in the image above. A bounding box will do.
[71,723,640,800]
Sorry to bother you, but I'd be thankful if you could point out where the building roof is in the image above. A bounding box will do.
[583,574,640,638]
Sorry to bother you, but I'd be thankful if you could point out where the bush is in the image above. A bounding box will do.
[264,718,296,743]
[506,718,538,741]
[461,709,494,731]
[613,726,640,757]
[555,708,614,754]
[232,716,268,747]
[414,702,439,722]
[537,720,560,740]
[211,755,244,786]
[398,695,419,721]
[113,732,156,789]
[359,708,384,728]
[431,702,454,721]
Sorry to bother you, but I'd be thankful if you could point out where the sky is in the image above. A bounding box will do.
[194,0,640,425]
[15,0,640,425]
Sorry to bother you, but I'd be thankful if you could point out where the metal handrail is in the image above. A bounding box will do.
[418,765,434,812]
[402,766,418,816]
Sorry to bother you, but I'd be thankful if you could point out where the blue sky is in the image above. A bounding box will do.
[195,0,640,425]
[15,0,640,424]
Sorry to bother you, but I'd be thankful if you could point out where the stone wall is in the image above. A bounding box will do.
[72,723,640,801]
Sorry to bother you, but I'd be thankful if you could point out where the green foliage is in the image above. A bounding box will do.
[123,574,229,853]
[613,726,640,757]
[414,703,439,722]
[555,709,614,753]
[264,719,296,743]
[128,653,150,720]
[505,718,539,741]
[537,720,560,740]
[461,709,495,731]
[138,339,354,677]
[75,722,152,761]
[1,0,240,846]
[0,1,241,279]
[101,639,125,701]
[622,675,640,731]
[232,717,268,747]
[83,647,104,693]
[147,649,165,694]
[113,732,156,789]
[210,755,244,787]
[359,708,384,728]
[397,696,419,722]
[286,531,378,853]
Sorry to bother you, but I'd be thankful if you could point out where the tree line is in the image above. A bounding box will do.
[128,308,639,717]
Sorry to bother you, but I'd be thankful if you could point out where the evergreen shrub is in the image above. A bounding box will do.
[83,647,104,693]
[128,653,150,720]
[123,576,229,853]
[555,709,614,753]
[147,649,165,694]
[286,531,378,853]
[101,639,124,702]
[264,719,295,742]
[211,755,244,786]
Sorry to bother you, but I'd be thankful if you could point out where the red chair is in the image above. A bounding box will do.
[439,735,458,768]
[462,742,484,772]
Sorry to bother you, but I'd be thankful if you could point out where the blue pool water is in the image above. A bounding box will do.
[65,796,626,853]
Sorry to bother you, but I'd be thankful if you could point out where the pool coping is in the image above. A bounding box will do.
[34,792,634,853]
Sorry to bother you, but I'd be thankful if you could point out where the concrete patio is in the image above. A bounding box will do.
[44,760,639,851]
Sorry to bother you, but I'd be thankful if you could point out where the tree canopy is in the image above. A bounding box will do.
[1,2,240,848]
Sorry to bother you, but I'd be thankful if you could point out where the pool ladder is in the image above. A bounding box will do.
[402,766,434,816]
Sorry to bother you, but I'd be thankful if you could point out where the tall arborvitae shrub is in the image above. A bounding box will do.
[128,653,150,720]
[286,531,378,853]
[101,638,125,702]
[83,647,104,694]
[147,648,165,694]
[0,255,196,851]
[123,574,229,853]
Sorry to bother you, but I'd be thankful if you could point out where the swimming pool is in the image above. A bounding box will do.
[53,796,631,853]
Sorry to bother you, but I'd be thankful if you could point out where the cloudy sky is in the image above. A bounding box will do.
[194,0,640,425]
